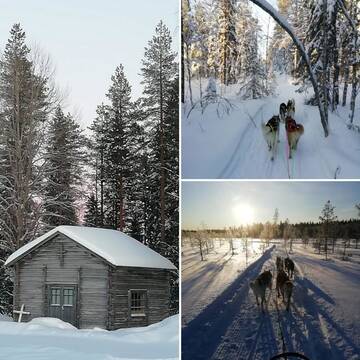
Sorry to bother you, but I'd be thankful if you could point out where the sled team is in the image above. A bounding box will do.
[261,99,304,160]
[250,255,295,313]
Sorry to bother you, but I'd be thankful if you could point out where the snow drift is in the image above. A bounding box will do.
[0,314,179,359]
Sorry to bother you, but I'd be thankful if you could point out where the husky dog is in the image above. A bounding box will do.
[284,257,295,278]
[276,269,289,298]
[262,116,280,161]
[283,280,294,311]
[279,103,287,123]
[287,98,295,117]
[276,269,294,311]
[276,256,284,271]
[250,270,273,313]
[285,116,304,159]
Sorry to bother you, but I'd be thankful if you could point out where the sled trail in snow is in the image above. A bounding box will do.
[182,75,360,179]
[182,245,360,360]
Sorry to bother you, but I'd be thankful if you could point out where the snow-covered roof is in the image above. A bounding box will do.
[5,226,176,270]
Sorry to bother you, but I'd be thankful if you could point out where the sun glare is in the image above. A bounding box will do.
[232,203,255,226]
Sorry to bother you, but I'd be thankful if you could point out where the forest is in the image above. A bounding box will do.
[182,0,360,179]
[0,23,179,314]
[182,201,360,260]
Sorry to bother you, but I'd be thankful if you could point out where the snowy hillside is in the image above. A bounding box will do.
[0,315,179,360]
[182,76,360,179]
[182,241,360,360]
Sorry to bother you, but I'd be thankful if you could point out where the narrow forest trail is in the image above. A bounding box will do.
[182,76,360,179]
[182,245,360,360]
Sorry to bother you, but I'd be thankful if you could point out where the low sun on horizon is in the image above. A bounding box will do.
[232,203,255,226]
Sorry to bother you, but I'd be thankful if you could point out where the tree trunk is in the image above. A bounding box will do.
[181,3,185,104]
[185,45,193,105]
[349,63,358,124]
[342,62,349,106]
[159,51,165,244]
[330,3,339,111]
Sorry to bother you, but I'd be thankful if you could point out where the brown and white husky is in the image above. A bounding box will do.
[262,116,280,161]
[285,116,304,159]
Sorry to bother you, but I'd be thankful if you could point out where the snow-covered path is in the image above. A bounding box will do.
[182,245,360,360]
[182,76,360,179]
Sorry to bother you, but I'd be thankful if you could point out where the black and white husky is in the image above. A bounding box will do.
[287,98,295,117]
[279,103,287,123]
[280,99,295,122]
[261,115,280,161]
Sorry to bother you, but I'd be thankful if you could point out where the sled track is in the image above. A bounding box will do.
[218,103,266,178]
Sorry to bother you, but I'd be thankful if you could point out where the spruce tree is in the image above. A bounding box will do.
[106,64,133,231]
[43,106,86,228]
[83,193,99,227]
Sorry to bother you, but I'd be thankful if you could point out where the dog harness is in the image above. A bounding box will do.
[285,117,300,132]
[266,116,279,132]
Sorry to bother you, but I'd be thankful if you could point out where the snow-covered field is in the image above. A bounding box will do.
[182,239,360,360]
[0,315,179,360]
[182,76,360,179]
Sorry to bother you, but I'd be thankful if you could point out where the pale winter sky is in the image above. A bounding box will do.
[182,182,360,229]
[0,0,179,130]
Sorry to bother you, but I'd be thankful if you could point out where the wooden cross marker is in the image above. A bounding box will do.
[13,304,30,323]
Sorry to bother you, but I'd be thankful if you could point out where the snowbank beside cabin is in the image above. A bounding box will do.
[0,314,179,359]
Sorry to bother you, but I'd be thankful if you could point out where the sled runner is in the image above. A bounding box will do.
[270,352,311,360]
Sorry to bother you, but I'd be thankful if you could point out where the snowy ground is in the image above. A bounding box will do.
[182,240,360,360]
[0,315,179,360]
[182,76,360,179]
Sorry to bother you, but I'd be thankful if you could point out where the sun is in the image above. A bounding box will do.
[232,203,255,226]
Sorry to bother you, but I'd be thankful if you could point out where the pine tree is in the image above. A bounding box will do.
[238,20,269,99]
[0,23,51,250]
[269,0,293,74]
[218,0,237,85]
[43,106,86,228]
[141,21,177,249]
[319,200,337,260]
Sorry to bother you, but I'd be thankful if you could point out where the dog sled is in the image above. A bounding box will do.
[270,352,311,360]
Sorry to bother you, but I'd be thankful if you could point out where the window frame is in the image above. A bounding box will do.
[128,289,148,318]
[50,287,61,306]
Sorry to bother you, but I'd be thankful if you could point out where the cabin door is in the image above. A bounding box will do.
[48,285,77,326]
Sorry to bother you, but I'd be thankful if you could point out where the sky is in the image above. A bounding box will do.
[182,182,360,229]
[0,0,178,130]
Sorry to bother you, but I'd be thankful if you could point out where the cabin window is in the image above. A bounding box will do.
[50,288,61,306]
[63,288,74,306]
[129,290,147,316]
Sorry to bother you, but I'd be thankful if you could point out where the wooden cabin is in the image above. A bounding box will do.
[5,226,176,329]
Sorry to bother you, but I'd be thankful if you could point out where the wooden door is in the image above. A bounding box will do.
[48,285,77,326]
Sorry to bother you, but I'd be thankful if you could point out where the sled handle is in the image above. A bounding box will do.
[270,352,311,360]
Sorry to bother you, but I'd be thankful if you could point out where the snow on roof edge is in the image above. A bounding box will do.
[5,226,176,270]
